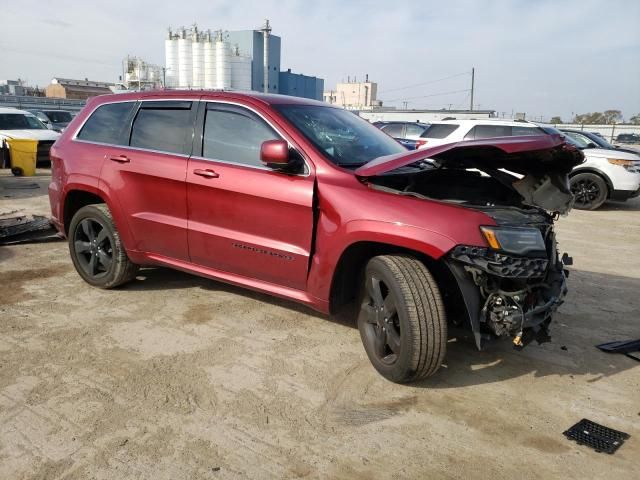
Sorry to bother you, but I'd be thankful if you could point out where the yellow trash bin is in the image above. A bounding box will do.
[7,138,38,177]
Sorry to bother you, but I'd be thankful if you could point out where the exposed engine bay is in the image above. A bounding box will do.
[366,152,577,350]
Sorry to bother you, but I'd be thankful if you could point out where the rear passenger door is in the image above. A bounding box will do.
[186,102,315,290]
[99,100,197,262]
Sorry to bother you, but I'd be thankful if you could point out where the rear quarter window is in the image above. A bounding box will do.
[421,124,459,139]
[77,102,136,145]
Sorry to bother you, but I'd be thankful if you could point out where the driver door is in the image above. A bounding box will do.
[186,102,315,290]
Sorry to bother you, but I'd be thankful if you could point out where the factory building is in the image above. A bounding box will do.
[164,21,323,100]
[46,78,114,100]
[279,70,324,101]
[323,76,382,110]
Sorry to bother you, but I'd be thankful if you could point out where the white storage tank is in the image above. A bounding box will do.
[164,31,179,87]
[203,32,216,89]
[191,32,204,88]
[231,50,252,91]
[215,33,231,89]
[177,28,193,88]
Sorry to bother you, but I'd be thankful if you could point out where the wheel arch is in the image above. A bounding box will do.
[63,188,107,235]
[328,240,461,317]
[569,167,613,198]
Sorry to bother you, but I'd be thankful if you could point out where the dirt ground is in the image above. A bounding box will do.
[1,169,639,479]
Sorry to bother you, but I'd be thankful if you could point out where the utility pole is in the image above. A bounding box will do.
[261,19,271,94]
[470,67,475,111]
[402,101,408,110]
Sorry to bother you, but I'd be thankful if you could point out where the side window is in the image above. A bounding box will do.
[472,125,512,139]
[77,102,135,145]
[381,123,404,137]
[202,106,279,167]
[512,126,544,136]
[463,126,477,140]
[404,124,426,137]
[130,102,194,155]
[423,124,460,139]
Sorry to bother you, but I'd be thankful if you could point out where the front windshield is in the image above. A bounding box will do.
[274,104,406,167]
[44,111,72,123]
[0,113,47,130]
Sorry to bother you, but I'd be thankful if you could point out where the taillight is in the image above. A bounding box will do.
[415,139,428,149]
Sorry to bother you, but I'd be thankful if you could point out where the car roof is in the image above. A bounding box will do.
[89,89,330,108]
[428,118,540,127]
[0,107,33,115]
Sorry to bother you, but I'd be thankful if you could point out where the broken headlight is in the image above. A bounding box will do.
[480,226,546,256]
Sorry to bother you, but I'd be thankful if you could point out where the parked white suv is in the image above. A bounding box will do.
[419,119,640,210]
[0,107,61,167]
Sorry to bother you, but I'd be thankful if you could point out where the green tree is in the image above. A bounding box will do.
[602,110,622,124]
[629,113,640,125]
[550,116,562,124]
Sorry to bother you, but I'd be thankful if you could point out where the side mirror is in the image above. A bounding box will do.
[260,139,290,169]
[586,142,597,149]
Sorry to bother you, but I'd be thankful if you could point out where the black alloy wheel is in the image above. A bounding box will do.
[357,255,447,383]
[360,274,402,365]
[73,217,113,279]
[68,204,138,288]
[570,172,608,210]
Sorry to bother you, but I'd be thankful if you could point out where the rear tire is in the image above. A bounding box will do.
[570,172,608,210]
[68,204,138,288]
[357,255,447,383]
[11,167,23,176]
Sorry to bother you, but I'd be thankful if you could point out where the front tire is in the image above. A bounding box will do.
[357,255,447,383]
[68,204,138,288]
[570,172,608,210]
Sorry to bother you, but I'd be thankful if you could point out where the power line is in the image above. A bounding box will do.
[378,71,470,95]
[385,88,471,103]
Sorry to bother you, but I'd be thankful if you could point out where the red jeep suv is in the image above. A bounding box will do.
[49,91,582,383]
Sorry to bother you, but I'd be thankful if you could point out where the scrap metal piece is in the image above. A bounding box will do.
[563,419,630,454]
[596,339,640,362]
[0,215,60,245]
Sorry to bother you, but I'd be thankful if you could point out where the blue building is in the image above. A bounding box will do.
[226,30,281,94]
[279,69,324,101]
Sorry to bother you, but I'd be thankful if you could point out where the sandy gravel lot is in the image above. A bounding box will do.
[1,170,639,479]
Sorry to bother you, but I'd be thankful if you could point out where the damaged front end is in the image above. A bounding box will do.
[356,135,584,350]
[445,226,571,350]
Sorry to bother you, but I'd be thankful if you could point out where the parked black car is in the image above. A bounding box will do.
[616,133,640,144]
[560,129,640,155]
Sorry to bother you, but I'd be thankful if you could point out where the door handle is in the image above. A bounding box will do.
[109,155,130,163]
[193,168,219,179]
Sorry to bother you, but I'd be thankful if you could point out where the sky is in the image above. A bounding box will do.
[1,0,638,121]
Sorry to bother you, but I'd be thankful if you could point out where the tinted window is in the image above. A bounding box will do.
[422,123,459,139]
[512,126,544,136]
[202,106,279,167]
[404,124,427,137]
[0,113,46,130]
[130,102,193,155]
[78,102,135,145]
[465,125,512,140]
[380,123,404,137]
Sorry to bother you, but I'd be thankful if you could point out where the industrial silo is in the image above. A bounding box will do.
[215,31,231,89]
[230,47,252,91]
[203,30,216,89]
[191,28,204,88]
[177,28,193,88]
[164,30,178,87]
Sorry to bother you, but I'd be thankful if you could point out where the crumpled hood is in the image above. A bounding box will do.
[356,134,585,215]
[355,134,583,177]
[0,129,61,141]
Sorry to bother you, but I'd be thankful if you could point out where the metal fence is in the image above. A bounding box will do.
[0,95,86,112]
[552,123,640,143]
